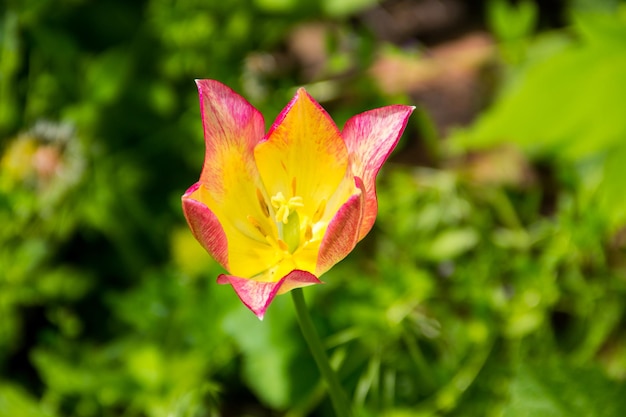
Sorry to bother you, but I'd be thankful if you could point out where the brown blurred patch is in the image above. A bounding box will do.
[287,22,332,80]
[456,145,537,188]
[607,226,626,274]
[359,0,470,43]
[370,32,496,135]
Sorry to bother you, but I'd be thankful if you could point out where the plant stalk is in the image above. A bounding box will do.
[291,288,353,417]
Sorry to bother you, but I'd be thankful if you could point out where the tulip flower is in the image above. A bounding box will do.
[182,80,413,319]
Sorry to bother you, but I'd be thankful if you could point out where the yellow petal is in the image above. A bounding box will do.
[187,183,281,278]
[253,88,350,223]
[194,80,281,277]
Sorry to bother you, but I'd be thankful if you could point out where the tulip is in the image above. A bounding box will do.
[182,80,413,318]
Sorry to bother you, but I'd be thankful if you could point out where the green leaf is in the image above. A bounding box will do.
[596,140,626,230]
[0,383,57,417]
[504,360,626,417]
[322,0,378,17]
[85,47,131,105]
[426,228,479,261]
[574,7,626,46]
[488,0,538,41]
[452,11,626,161]
[253,0,298,12]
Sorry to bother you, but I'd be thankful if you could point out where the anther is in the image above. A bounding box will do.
[313,199,327,223]
[247,215,269,237]
[256,188,270,218]
[277,239,289,252]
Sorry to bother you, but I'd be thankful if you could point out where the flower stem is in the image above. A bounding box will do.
[291,288,353,417]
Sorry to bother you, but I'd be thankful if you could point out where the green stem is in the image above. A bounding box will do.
[291,288,353,417]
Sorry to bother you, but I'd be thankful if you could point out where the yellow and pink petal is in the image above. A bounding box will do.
[218,270,321,319]
[315,178,365,275]
[188,80,283,278]
[182,183,229,270]
[342,105,415,239]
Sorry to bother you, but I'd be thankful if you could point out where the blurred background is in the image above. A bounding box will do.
[2,0,626,416]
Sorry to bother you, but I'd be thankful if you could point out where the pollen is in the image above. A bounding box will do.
[270,191,304,224]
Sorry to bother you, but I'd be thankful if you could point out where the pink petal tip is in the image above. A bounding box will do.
[217,270,321,319]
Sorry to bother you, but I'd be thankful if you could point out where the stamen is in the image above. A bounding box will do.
[256,188,270,218]
[275,205,288,224]
[271,192,303,224]
[265,235,281,251]
[313,199,327,223]
[247,215,269,237]
[277,239,289,252]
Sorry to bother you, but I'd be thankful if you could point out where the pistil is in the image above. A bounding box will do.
[271,191,304,253]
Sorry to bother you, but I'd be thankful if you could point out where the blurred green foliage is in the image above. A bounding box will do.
[2,0,626,416]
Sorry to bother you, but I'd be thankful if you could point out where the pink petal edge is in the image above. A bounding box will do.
[316,177,365,276]
[342,105,414,240]
[181,183,229,270]
[217,270,321,319]
[195,80,266,146]
[195,79,266,191]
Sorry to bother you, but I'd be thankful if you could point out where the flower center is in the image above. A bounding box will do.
[270,192,304,253]
[270,192,303,224]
